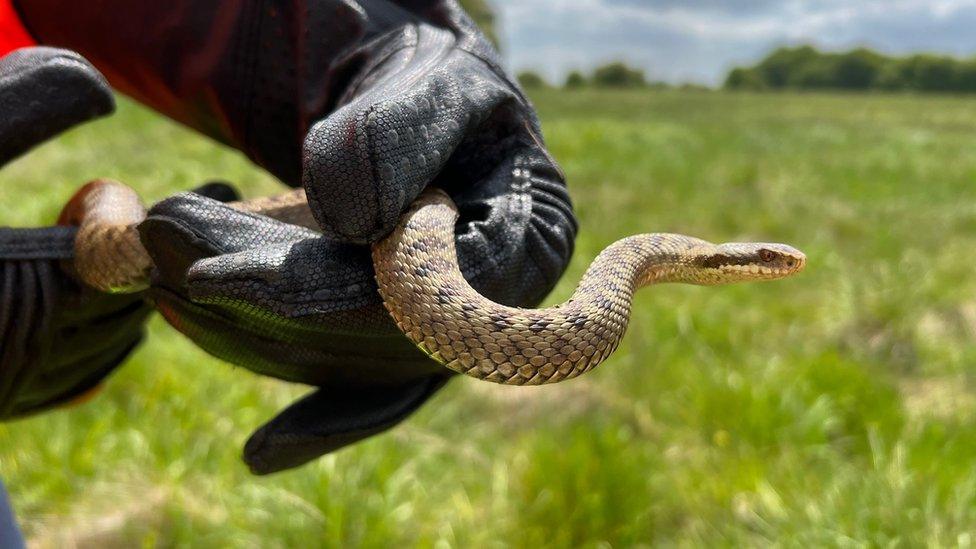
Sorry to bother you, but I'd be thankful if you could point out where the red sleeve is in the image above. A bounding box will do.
[0,0,34,57]
[12,0,244,149]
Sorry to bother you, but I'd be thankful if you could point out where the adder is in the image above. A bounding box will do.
[63,179,806,386]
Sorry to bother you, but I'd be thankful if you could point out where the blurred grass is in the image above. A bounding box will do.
[2,89,976,545]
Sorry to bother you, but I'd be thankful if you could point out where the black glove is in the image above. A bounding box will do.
[18,1,578,472]
[0,47,153,419]
[140,189,456,474]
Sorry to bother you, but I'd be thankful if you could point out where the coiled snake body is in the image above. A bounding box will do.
[61,180,806,386]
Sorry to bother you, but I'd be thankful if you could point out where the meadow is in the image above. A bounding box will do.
[2,89,976,546]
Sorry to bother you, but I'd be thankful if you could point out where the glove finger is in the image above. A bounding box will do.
[0,47,114,165]
[143,179,245,283]
[139,192,317,289]
[151,284,436,386]
[145,192,316,253]
[243,374,451,475]
[434,117,577,308]
[182,236,381,321]
[303,25,511,244]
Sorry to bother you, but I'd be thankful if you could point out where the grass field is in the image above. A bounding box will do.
[2,89,976,546]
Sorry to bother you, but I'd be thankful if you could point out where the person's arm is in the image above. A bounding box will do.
[14,1,577,473]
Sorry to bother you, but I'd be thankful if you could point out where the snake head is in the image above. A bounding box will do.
[695,242,806,284]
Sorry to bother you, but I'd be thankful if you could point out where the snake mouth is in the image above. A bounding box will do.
[717,260,805,279]
[703,244,806,282]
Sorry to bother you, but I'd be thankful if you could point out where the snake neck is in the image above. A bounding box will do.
[570,234,712,305]
[372,192,721,385]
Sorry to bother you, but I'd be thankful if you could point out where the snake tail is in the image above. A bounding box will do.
[59,179,151,293]
[60,180,314,293]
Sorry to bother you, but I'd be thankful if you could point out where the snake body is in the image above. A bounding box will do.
[60,180,318,293]
[62,180,805,385]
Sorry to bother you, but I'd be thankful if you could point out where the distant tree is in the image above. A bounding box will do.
[459,0,499,48]
[875,61,909,91]
[517,70,549,89]
[564,71,587,89]
[724,68,765,90]
[756,45,819,88]
[834,49,884,89]
[891,56,926,91]
[913,55,958,91]
[789,57,839,89]
[592,62,646,88]
[956,61,976,92]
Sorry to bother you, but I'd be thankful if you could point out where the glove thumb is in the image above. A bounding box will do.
[0,47,114,165]
[243,374,450,475]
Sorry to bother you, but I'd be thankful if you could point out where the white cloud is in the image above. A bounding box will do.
[491,0,976,85]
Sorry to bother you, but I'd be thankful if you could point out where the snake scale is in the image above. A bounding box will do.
[61,179,806,386]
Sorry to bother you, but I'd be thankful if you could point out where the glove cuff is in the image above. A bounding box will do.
[0,226,150,419]
[0,225,76,259]
[0,241,60,417]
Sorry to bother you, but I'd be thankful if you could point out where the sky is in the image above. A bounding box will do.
[492,0,976,85]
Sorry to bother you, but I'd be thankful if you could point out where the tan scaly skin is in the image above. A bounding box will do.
[373,189,805,385]
[61,180,806,386]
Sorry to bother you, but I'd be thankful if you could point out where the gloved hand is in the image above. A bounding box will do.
[140,186,454,474]
[0,47,152,419]
[17,1,578,473]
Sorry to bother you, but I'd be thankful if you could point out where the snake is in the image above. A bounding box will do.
[60,179,806,386]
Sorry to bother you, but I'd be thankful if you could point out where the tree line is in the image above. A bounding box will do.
[459,1,666,91]
[518,62,709,91]
[726,45,976,92]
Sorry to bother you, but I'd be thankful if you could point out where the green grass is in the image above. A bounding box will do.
[3,89,976,546]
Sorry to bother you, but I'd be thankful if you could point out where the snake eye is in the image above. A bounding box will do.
[759,249,776,263]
